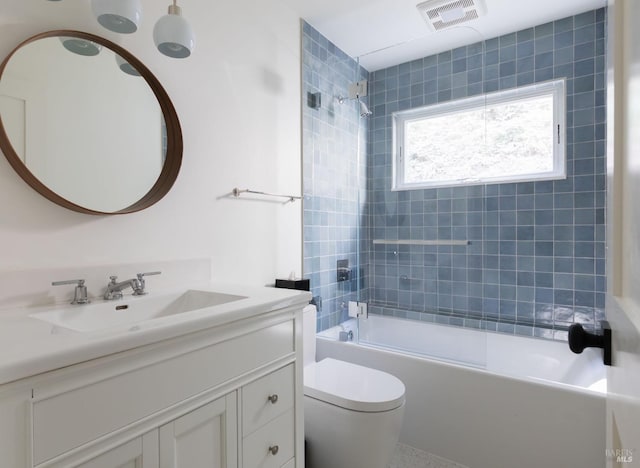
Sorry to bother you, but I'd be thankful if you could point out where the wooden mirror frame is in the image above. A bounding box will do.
[0,30,183,215]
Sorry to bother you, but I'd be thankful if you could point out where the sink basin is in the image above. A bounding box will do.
[30,290,247,332]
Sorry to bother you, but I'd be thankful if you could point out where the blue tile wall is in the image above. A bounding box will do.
[302,22,369,331]
[366,8,607,339]
[303,8,607,339]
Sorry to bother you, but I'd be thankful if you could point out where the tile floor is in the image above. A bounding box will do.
[388,443,469,468]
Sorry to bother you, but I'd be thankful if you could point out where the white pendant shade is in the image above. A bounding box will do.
[59,37,102,56]
[115,54,141,76]
[153,4,195,59]
[51,0,195,59]
[92,0,142,34]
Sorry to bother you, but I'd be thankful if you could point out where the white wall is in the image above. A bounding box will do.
[0,0,303,303]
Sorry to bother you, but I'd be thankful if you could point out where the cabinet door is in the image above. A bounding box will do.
[159,393,237,468]
[75,432,159,468]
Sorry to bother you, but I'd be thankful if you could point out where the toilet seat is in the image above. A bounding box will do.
[304,358,405,412]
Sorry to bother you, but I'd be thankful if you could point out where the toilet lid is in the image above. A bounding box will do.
[304,358,405,412]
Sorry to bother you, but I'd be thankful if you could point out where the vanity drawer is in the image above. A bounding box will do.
[242,364,294,436]
[31,320,294,466]
[243,409,294,468]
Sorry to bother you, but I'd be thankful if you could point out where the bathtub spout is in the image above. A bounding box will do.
[339,330,354,342]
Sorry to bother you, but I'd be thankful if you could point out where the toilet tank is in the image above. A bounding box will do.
[302,305,317,367]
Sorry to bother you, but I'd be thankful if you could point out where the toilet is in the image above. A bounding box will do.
[303,305,405,468]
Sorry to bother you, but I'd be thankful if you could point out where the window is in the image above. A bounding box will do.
[392,79,566,190]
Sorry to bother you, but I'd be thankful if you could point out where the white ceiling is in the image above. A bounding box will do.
[284,0,607,71]
[0,0,607,72]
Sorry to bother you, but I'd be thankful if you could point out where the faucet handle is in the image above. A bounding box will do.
[133,271,161,296]
[136,271,161,281]
[52,279,90,305]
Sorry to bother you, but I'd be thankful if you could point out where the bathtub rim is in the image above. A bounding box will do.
[315,327,607,397]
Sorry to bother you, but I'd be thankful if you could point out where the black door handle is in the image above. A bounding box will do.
[568,321,611,366]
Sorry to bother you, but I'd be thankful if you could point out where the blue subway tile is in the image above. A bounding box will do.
[438,50,452,63]
[575,41,596,61]
[556,46,574,65]
[535,22,554,38]
[555,273,574,289]
[500,33,517,47]
[535,210,554,225]
[555,31,574,49]
[575,25,596,44]
[555,289,574,306]
[535,242,554,257]
[575,291,595,307]
[437,90,452,102]
[575,274,595,291]
[467,54,483,70]
[535,67,554,81]
[555,16,574,33]
[517,241,535,256]
[517,56,535,74]
[500,45,517,62]
[485,49,499,66]
[517,194,535,209]
[517,226,535,240]
[575,258,595,274]
[574,75,595,93]
[452,58,467,73]
[575,58,595,77]
[500,270,517,285]
[535,287,554,303]
[535,52,554,69]
[536,272,554,288]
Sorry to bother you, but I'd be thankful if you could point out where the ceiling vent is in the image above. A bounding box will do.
[416,0,487,31]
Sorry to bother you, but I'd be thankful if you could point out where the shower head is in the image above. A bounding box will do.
[337,95,373,117]
[359,99,373,117]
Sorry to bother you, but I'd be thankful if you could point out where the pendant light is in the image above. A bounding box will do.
[153,1,195,59]
[115,54,141,76]
[91,0,142,34]
[59,37,102,56]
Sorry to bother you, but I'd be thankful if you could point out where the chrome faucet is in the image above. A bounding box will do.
[104,271,161,300]
[104,276,138,300]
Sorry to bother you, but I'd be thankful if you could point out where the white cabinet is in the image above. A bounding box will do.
[76,433,158,468]
[242,409,294,468]
[159,394,237,468]
[241,365,295,468]
[0,305,304,468]
[74,394,237,468]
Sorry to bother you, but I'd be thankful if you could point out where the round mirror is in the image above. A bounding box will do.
[0,30,182,215]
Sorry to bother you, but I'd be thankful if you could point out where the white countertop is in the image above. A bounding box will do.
[0,283,311,386]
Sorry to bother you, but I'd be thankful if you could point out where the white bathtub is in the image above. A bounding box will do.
[316,314,606,468]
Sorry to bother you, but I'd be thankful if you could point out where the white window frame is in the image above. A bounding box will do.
[392,79,566,190]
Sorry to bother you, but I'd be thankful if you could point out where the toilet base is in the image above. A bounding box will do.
[304,395,404,468]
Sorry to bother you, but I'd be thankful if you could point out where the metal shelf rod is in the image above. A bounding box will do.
[373,239,470,246]
[231,188,302,203]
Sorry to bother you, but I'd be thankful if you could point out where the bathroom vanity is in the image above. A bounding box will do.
[0,284,310,468]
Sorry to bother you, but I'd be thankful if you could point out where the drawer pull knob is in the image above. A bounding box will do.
[267,394,279,404]
[268,445,279,455]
